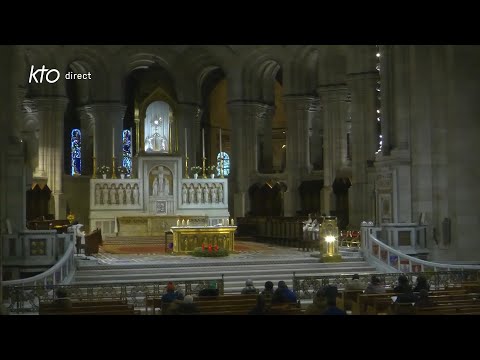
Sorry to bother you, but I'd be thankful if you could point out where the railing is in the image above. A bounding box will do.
[2,233,76,304]
[361,225,480,273]
[4,276,225,313]
[292,270,480,300]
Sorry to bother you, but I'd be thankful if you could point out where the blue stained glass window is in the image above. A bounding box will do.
[71,129,81,176]
[123,129,132,175]
[217,151,230,177]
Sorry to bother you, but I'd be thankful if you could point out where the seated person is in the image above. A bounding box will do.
[322,286,347,315]
[305,288,328,315]
[394,274,412,293]
[54,288,72,310]
[166,295,199,315]
[365,275,386,294]
[272,281,297,304]
[345,273,364,290]
[249,294,269,315]
[198,280,220,297]
[413,275,430,292]
[241,279,259,294]
[261,281,274,303]
[415,289,435,308]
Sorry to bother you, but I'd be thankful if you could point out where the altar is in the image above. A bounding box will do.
[170,225,237,254]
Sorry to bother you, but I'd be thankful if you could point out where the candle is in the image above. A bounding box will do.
[112,127,115,157]
[219,128,222,154]
[202,128,205,158]
[185,128,188,156]
[93,130,96,158]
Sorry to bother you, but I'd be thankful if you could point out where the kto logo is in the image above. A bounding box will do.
[28,65,60,84]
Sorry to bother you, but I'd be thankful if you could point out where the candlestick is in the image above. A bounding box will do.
[202,157,207,179]
[93,130,97,158]
[177,219,180,226]
[182,219,185,226]
[111,156,117,179]
[184,156,190,179]
[112,127,115,157]
[187,219,190,226]
[92,157,97,178]
[219,128,222,154]
[202,128,205,158]
[185,128,188,156]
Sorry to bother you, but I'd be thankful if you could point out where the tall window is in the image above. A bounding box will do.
[375,45,383,154]
[217,151,230,177]
[123,129,132,175]
[71,129,81,175]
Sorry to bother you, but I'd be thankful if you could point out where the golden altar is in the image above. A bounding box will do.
[170,226,237,254]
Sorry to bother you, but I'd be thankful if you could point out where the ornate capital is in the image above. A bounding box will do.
[282,95,319,112]
[32,96,69,112]
[317,84,348,103]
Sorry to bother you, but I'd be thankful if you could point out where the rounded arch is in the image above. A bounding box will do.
[248,180,286,216]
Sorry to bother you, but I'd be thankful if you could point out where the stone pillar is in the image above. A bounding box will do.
[77,106,95,176]
[227,102,264,217]
[282,96,318,216]
[318,85,348,215]
[177,103,202,173]
[89,103,126,176]
[33,97,69,219]
[346,73,378,227]
[257,105,275,173]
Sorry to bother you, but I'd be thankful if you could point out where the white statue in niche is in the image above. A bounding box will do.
[211,186,217,203]
[133,184,140,204]
[118,184,125,205]
[196,185,202,203]
[126,184,132,205]
[164,176,170,195]
[95,184,101,204]
[182,185,188,204]
[189,185,195,203]
[158,166,164,194]
[102,184,109,205]
[218,184,224,204]
[152,177,159,196]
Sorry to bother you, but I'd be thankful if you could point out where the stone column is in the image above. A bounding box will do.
[89,103,126,176]
[346,73,378,227]
[257,105,275,173]
[282,96,318,216]
[33,97,69,219]
[227,101,268,217]
[318,85,348,215]
[77,106,95,176]
[177,103,202,173]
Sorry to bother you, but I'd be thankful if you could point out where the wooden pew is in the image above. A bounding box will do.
[84,228,102,256]
[40,301,137,315]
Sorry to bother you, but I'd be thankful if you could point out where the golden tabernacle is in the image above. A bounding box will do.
[170,226,237,254]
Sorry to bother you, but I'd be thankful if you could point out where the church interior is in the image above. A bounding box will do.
[1,45,480,315]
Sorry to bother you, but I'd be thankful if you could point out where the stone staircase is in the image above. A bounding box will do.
[72,248,377,294]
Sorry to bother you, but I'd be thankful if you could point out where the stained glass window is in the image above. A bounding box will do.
[217,151,230,177]
[71,129,81,176]
[123,129,132,175]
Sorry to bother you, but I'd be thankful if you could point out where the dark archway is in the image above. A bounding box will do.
[248,181,285,216]
[26,184,52,221]
[299,180,323,216]
[333,177,351,230]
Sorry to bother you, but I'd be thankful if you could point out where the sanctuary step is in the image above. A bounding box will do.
[72,253,377,295]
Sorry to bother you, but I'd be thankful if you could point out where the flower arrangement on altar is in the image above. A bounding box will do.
[206,165,216,174]
[191,244,229,257]
[117,166,127,174]
[97,165,110,175]
[190,166,202,175]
